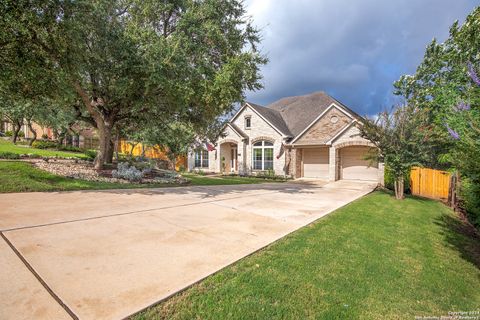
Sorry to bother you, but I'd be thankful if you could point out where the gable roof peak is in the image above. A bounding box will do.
[265,91,362,137]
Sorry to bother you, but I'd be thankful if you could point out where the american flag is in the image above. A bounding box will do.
[206,143,216,151]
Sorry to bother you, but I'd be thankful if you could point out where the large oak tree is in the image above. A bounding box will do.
[0,0,266,169]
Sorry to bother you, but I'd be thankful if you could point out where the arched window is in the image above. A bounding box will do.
[252,140,274,170]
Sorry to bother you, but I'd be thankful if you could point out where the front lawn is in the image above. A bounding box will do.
[0,139,88,159]
[0,162,277,193]
[132,191,480,320]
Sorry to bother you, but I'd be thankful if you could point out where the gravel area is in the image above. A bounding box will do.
[30,159,184,184]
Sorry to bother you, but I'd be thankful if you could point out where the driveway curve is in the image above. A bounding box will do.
[0,179,375,320]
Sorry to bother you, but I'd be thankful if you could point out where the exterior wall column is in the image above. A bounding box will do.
[216,145,222,174]
[295,148,302,178]
[328,146,336,181]
[238,140,247,175]
[288,148,296,178]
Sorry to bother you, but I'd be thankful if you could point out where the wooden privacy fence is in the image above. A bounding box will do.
[118,140,187,170]
[410,167,451,200]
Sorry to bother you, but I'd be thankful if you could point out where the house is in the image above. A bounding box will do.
[187,91,384,183]
[1,119,98,149]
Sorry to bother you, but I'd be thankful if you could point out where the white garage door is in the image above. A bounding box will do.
[341,146,378,181]
[303,148,329,178]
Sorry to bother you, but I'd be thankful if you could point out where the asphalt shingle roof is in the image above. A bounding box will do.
[246,102,292,137]
[245,91,363,139]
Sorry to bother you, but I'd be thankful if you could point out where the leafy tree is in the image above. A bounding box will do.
[143,122,195,170]
[0,101,24,144]
[0,0,266,169]
[393,7,480,224]
[393,7,479,171]
[360,106,432,199]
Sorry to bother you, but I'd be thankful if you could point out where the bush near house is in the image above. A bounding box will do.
[31,140,57,149]
[384,166,410,194]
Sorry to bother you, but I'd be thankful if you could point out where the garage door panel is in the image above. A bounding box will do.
[303,148,329,178]
[341,147,378,181]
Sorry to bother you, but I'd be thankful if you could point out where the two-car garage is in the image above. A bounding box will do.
[301,146,378,181]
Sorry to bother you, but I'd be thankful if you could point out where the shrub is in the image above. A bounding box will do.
[17,131,24,137]
[112,162,145,182]
[58,145,82,152]
[384,165,411,193]
[32,140,57,149]
[254,170,287,181]
[460,178,480,228]
[195,169,206,175]
[5,131,12,137]
[84,150,97,160]
[26,153,42,158]
[130,159,155,171]
[0,151,20,159]
[41,133,49,139]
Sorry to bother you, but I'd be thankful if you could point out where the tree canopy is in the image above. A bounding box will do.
[393,7,480,224]
[0,0,266,168]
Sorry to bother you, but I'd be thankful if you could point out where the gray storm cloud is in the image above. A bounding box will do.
[244,0,478,116]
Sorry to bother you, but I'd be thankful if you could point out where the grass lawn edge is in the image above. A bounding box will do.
[126,187,376,320]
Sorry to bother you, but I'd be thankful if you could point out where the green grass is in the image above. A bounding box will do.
[0,162,277,193]
[132,191,480,320]
[0,161,153,192]
[0,139,88,159]
[181,173,283,186]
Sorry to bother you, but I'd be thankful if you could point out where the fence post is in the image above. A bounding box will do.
[448,172,458,210]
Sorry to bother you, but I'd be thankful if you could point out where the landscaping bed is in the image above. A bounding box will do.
[30,158,186,184]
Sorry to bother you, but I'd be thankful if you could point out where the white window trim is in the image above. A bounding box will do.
[194,149,209,168]
[244,116,251,130]
[252,141,274,171]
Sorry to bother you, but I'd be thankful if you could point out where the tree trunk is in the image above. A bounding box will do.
[114,133,119,162]
[129,143,137,157]
[105,138,114,164]
[394,175,405,200]
[94,120,113,170]
[72,82,116,170]
[27,120,37,146]
[169,153,177,171]
[12,122,21,144]
[56,129,67,149]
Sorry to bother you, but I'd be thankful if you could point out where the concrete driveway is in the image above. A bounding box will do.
[0,180,375,320]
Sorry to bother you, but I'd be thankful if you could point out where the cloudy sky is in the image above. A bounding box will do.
[244,0,478,116]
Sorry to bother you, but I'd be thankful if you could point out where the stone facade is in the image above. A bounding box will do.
[187,103,383,184]
[230,105,285,175]
[294,107,350,145]
[188,105,286,176]
[331,124,371,148]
